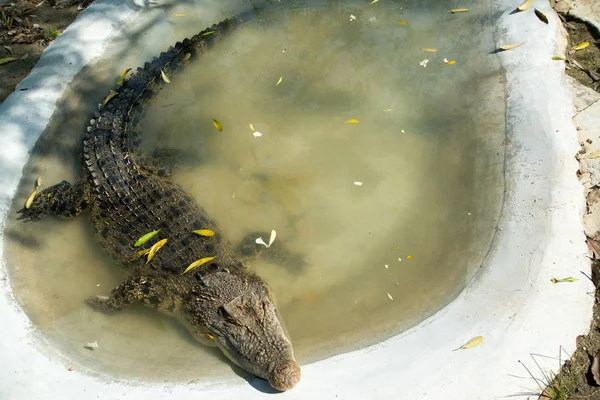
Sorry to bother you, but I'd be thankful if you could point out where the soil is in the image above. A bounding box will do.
[0,0,84,102]
[541,9,600,400]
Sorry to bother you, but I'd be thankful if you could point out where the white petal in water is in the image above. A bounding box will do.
[354,181,363,186]
[84,341,99,350]
[419,59,429,68]
[385,264,389,269]
[387,292,394,301]
[253,131,263,137]
[268,229,277,247]
[349,14,357,21]
[256,230,277,248]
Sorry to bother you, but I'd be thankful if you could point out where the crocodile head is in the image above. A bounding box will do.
[186,269,300,391]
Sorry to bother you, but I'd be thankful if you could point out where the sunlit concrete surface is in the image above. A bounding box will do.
[0,0,593,399]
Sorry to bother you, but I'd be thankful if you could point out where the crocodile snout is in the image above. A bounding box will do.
[268,360,301,391]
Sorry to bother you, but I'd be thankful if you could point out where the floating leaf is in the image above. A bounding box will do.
[268,229,276,247]
[183,256,216,274]
[455,336,484,350]
[499,42,526,50]
[407,255,413,260]
[34,176,42,190]
[584,150,600,159]
[421,48,437,52]
[255,230,277,248]
[193,229,215,237]
[444,59,456,65]
[201,31,215,37]
[116,68,131,86]
[449,8,469,13]
[534,9,548,24]
[573,41,590,51]
[134,229,160,247]
[25,189,37,209]
[173,13,187,16]
[183,53,191,62]
[387,292,393,300]
[370,0,379,4]
[250,123,255,131]
[397,21,409,25]
[550,276,578,284]
[102,90,118,108]
[354,181,363,186]
[276,75,283,85]
[160,69,171,84]
[146,238,168,263]
[346,119,359,124]
[0,57,17,66]
[212,119,223,132]
[517,0,533,11]
[551,56,565,60]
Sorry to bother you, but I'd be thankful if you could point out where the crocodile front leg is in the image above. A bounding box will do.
[87,275,180,313]
[17,176,91,222]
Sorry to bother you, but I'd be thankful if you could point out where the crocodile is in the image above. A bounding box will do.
[17,17,301,391]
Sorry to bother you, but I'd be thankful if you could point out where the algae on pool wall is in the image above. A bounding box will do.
[4,0,504,381]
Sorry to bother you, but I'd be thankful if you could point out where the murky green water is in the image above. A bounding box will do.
[5,0,504,382]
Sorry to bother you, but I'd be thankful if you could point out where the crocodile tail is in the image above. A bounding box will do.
[82,17,242,183]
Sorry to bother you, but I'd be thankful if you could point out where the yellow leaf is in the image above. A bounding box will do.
[387,292,393,300]
[135,248,151,259]
[346,119,359,124]
[134,230,160,247]
[117,68,131,86]
[250,123,255,131]
[449,8,469,13]
[206,333,214,339]
[455,336,484,350]
[193,229,215,237]
[370,0,379,4]
[34,176,42,190]
[499,42,526,50]
[551,56,565,60]
[201,31,215,37]
[396,21,409,25]
[183,256,216,274]
[407,255,413,260]
[445,60,456,65]
[160,69,171,84]
[25,189,37,209]
[584,150,600,159]
[276,75,283,85]
[173,13,187,16]
[517,0,534,11]
[146,238,168,263]
[421,48,437,52]
[0,57,17,66]
[212,119,223,132]
[102,90,118,108]
[573,41,590,51]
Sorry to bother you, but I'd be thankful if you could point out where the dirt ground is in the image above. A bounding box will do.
[0,0,83,102]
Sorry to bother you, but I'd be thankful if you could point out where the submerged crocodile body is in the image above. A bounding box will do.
[17,17,300,391]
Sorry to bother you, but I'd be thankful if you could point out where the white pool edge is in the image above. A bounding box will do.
[0,0,593,399]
